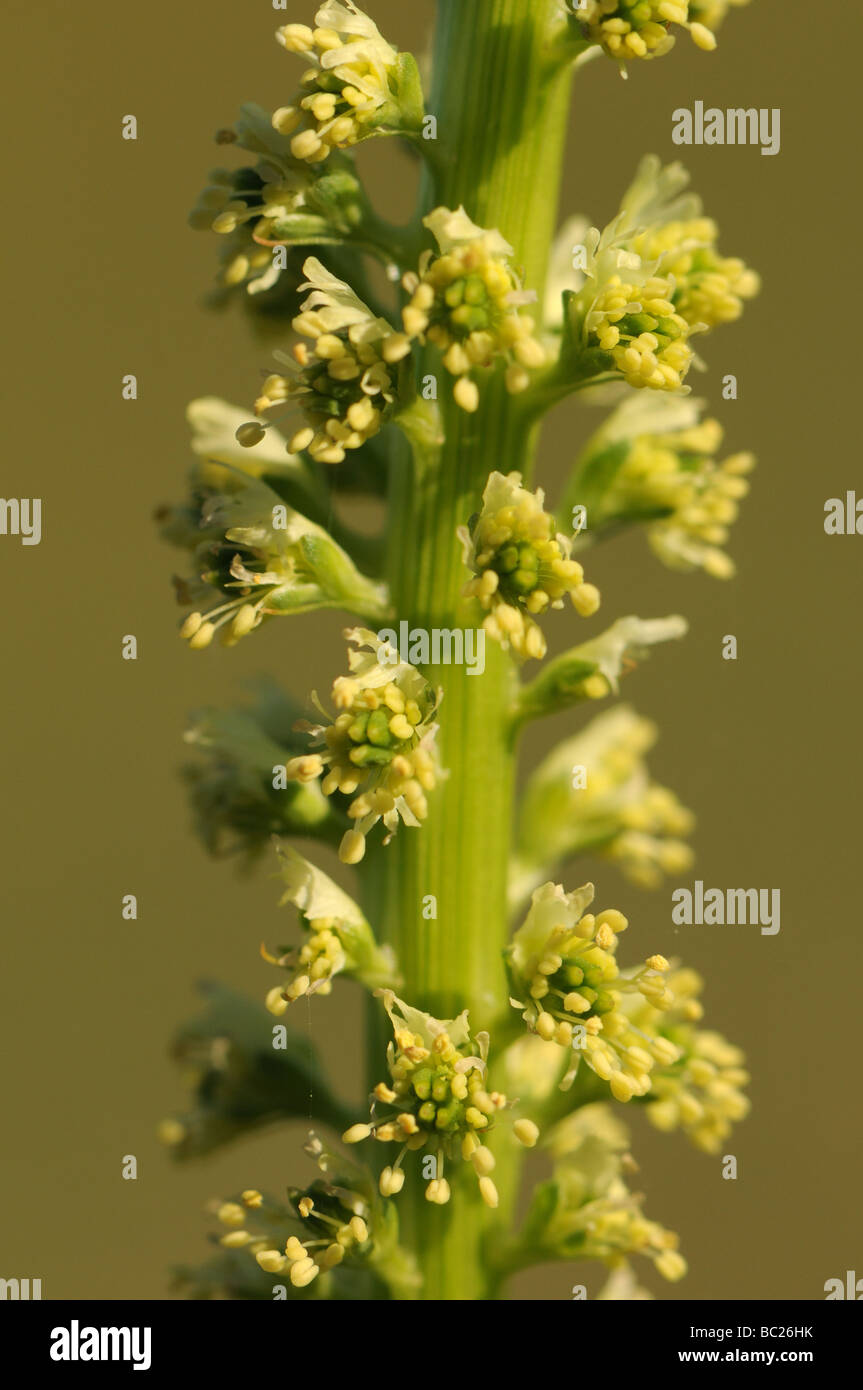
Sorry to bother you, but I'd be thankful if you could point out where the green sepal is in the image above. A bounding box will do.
[513,615,687,726]
[296,534,392,620]
[267,170,369,245]
[559,439,629,530]
[264,214,350,246]
[558,291,611,378]
[513,653,602,725]
[367,1200,422,1300]
[309,168,368,223]
[559,439,676,537]
[260,580,331,613]
[391,52,425,133]
[519,1178,560,1249]
[275,845,400,995]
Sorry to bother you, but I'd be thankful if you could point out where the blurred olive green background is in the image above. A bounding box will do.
[2,0,859,1301]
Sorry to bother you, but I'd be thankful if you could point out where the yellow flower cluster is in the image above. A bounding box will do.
[402,207,546,413]
[542,1107,687,1281]
[512,706,694,905]
[263,918,346,1011]
[206,1131,423,1299]
[509,895,750,1150]
[460,471,600,662]
[213,1168,373,1291]
[274,1,404,163]
[627,424,755,579]
[344,992,538,1207]
[162,444,388,650]
[508,882,680,1096]
[565,157,758,395]
[509,886,750,1150]
[630,218,760,329]
[285,629,439,864]
[188,103,315,304]
[604,786,697,887]
[626,966,751,1152]
[252,257,408,464]
[572,1190,687,1281]
[253,1203,369,1288]
[192,163,305,299]
[263,847,397,1010]
[586,274,695,391]
[569,393,756,577]
[577,1,720,61]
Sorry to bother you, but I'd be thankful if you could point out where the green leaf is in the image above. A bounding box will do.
[162,983,350,1158]
[182,688,340,861]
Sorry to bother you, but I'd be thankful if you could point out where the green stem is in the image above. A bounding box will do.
[359,0,576,1302]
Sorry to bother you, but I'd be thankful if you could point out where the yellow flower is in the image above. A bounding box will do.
[522,1103,687,1281]
[569,392,756,578]
[618,155,760,332]
[252,257,409,464]
[588,273,695,390]
[189,103,370,312]
[507,880,678,1095]
[213,1139,385,1294]
[343,991,536,1207]
[262,847,397,1011]
[628,224,760,332]
[161,445,388,648]
[401,207,546,411]
[562,157,758,393]
[189,105,313,295]
[576,1,734,64]
[628,967,751,1151]
[459,471,600,662]
[275,1,423,163]
[512,705,694,903]
[284,628,441,863]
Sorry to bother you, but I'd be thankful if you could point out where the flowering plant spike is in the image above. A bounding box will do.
[161,0,756,1301]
